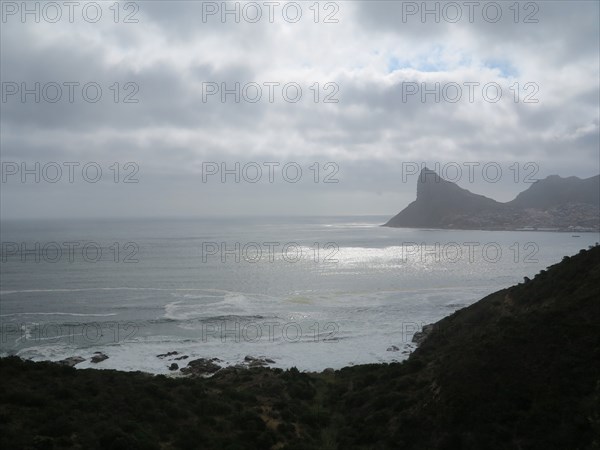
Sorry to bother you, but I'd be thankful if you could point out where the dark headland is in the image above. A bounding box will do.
[1,245,599,449]
[384,168,600,231]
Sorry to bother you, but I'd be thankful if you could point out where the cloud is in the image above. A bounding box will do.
[1,1,598,218]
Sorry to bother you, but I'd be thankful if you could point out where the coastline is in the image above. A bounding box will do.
[381,224,600,233]
[6,339,421,378]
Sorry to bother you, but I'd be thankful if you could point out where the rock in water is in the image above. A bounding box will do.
[59,356,85,367]
[169,363,179,371]
[244,355,274,367]
[180,358,221,376]
[412,324,435,345]
[91,352,109,363]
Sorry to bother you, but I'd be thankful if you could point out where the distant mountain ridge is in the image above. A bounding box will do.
[384,168,600,231]
[508,174,600,209]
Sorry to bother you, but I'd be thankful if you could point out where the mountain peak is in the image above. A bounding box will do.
[384,170,600,231]
[417,166,440,181]
[385,170,501,228]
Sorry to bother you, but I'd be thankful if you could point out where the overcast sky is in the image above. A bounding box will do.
[1,0,598,219]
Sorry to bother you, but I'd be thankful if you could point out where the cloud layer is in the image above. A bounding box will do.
[1,1,598,218]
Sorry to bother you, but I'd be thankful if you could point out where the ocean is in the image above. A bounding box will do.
[1,216,597,373]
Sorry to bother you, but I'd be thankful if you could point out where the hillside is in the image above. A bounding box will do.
[384,169,600,231]
[1,245,599,449]
[333,244,600,449]
[509,174,600,209]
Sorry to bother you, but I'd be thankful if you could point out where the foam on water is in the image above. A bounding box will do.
[3,286,485,373]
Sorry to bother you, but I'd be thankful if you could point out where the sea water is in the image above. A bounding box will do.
[1,216,597,373]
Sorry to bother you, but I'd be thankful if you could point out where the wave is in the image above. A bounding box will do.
[0,312,118,318]
[1,287,279,296]
[148,314,274,325]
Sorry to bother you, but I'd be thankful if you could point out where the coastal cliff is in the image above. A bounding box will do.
[384,168,600,231]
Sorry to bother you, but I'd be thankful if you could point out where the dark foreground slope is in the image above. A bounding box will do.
[1,246,599,450]
[333,244,600,449]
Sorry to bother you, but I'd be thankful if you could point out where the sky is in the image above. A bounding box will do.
[1,0,599,219]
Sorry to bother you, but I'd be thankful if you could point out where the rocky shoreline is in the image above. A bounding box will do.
[50,332,427,376]
[56,351,280,376]
[58,352,109,367]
